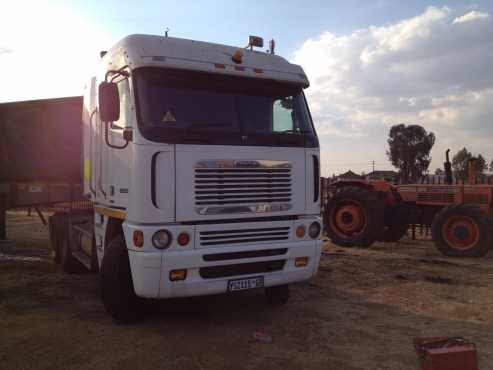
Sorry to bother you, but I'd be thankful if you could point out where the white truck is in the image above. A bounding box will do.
[47,34,322,321]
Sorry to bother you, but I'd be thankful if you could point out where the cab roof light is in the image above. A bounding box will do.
[214,63,226,69]
[253,68,263,74]
[232,50,243,64]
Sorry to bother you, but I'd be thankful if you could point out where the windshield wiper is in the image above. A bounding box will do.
[278,129,307,134]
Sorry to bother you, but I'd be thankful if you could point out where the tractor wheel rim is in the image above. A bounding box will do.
[442,215,480,250]
[329,200,367,238]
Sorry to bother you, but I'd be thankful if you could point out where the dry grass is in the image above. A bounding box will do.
[1,211,493,370]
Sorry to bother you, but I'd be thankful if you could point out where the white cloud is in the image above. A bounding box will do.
[453,10,490,24]
[293,7,493,176]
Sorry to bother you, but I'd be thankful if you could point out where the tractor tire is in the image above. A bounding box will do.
[324,186,385,247]
[378,206,409,242]
[431,203,492,257]
[101,235,144,323]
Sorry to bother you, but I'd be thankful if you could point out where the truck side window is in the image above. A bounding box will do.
[112,79,130,129]
[272,98,295,132]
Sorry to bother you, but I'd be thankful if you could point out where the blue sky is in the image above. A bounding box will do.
[50,0,492,58]
[1,1,492,175]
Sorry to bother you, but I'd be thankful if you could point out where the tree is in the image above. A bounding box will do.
[386,124,435,183]
[435,168,444,175]
[452,148,487,179]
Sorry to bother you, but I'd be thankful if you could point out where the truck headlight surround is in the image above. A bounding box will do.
[152,230,172,249]
[308,222,321,239]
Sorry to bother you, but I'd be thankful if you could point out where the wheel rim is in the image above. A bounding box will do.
[329,200,367,239]
[442,215,480,250]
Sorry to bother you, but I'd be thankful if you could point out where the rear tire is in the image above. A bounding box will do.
[324,186,385,247]
[432,203,492,257]
[101,235,144,322]
[265,284,290,305]
[49,213,67,264]
[61,233,81,273]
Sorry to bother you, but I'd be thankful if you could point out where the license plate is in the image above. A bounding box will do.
[228,276,264,292]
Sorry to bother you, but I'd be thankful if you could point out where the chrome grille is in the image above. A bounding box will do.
[199,226,291,247]
[194,160,292,214]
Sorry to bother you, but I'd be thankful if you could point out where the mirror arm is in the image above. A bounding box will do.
[104,121,130,149]
[105,65,130,82]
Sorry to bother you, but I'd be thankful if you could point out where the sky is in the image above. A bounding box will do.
[1,0,492,176]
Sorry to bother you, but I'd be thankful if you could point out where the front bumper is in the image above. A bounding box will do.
[123,220,322,299]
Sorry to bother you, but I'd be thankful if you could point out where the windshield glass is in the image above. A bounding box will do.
[134,67,318,147]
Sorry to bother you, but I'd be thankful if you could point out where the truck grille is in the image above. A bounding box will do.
[194,160,293,215]
[199,226,291,247]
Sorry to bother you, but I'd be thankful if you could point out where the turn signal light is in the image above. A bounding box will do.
[177,232,190,246]
[296,225,306,238]
[133,230,144,248]
[170,269,187,281]
[295,257,308,267]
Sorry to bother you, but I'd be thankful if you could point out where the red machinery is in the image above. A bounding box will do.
[323,152,493,257]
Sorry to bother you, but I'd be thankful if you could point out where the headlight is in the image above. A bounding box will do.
[152,230,172,249]
[308,222,321,239]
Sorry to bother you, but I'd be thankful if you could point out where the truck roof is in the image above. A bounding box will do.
[103,34,309,88]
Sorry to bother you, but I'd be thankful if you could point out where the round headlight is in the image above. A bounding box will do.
[152,230,172,249]
[308,222,321,239]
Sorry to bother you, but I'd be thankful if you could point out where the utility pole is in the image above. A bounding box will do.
[372,160,375,173]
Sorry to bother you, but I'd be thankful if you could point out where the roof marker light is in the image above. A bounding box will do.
[214,63,226,69]
[232,50,243,64]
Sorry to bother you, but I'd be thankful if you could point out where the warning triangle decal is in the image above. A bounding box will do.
[162,110,176,123]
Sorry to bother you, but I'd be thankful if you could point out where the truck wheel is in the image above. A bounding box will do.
[378,206,409,242]
[265,284,290,305]
[49,213,67,264]
[61,233,81,273]
[325,186,385,247]
[432,204,492,257]
[101,235,143,322]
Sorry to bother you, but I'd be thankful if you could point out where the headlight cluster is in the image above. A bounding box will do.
[152,230,172,249]
[296,222,321,239]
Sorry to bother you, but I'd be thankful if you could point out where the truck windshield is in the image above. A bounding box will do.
[133,67,318,147]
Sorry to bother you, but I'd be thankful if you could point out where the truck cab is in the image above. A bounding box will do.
[82,34,322,321]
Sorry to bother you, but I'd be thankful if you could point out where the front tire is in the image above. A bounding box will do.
[432,204,492,257]
[101,235,144,322]
[265,284,290,305]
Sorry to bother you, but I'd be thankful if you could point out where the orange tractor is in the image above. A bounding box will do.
[323,151,493,257]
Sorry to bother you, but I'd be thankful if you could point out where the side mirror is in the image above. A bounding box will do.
[98,82,120,122]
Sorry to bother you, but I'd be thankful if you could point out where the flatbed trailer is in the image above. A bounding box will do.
[0,96,86,239]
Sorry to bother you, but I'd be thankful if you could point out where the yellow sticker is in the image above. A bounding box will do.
[84,159,91,180]
[162,110,176,123]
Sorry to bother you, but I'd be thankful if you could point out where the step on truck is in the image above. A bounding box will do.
[2,34,323,321]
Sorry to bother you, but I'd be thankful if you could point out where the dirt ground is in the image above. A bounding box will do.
[1,211,493,370]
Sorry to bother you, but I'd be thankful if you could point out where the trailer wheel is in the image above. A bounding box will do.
[378,206,409,242]
[432,204,492,257]
[325,186,385,247]
[265,284,290,305]
[101,235,144,323]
